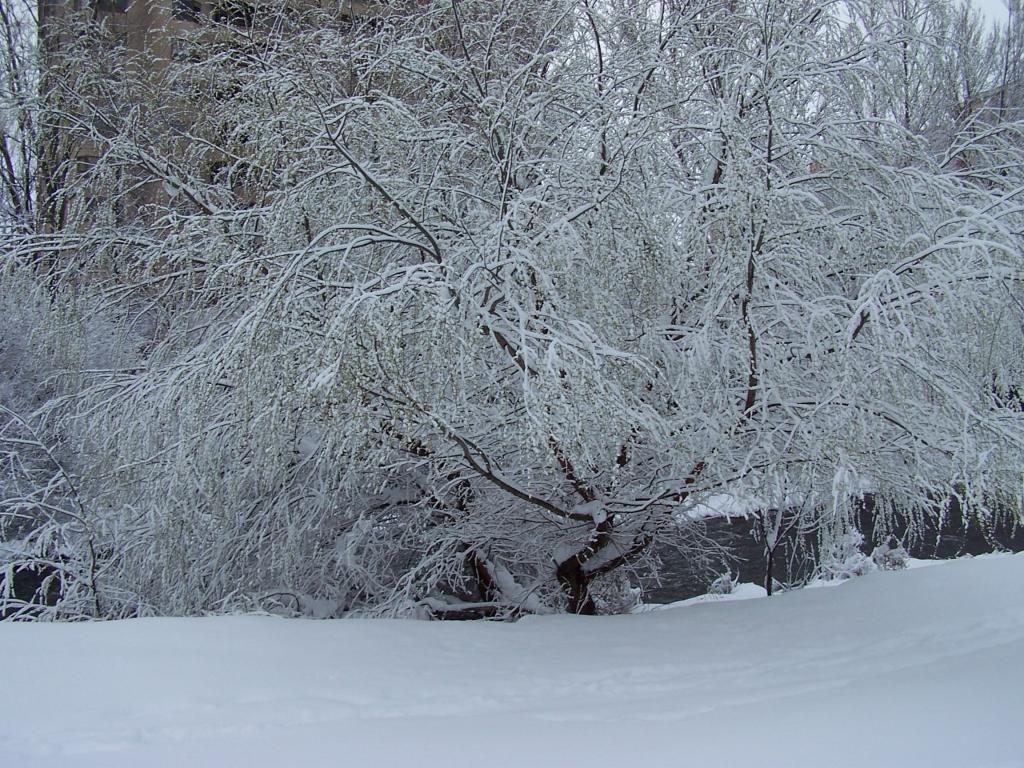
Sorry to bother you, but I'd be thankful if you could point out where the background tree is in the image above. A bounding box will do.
[0,0,35,232]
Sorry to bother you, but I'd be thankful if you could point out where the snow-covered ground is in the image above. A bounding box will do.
[2,554,1022,768]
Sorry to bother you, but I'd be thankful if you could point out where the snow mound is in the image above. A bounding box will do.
[1,554,1022,768]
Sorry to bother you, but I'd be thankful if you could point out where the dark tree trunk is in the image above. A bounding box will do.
[556,557,596,615]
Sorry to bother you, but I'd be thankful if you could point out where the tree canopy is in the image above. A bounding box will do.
[2,0,1023,619]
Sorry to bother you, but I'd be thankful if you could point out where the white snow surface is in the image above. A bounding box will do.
[3,554,1023,768]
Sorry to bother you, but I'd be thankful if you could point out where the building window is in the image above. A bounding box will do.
[76,0,130,12]
[207,159,230,185]
[172,0,202,23]
[75,154,101,174]
[170,37,203,62]
[211,1,255,29]
[73,0,129,41]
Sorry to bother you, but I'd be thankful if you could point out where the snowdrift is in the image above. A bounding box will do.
[2,553,1022,767]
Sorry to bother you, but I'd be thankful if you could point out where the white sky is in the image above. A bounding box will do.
[973,0,1011,24]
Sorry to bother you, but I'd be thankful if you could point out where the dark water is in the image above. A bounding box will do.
[646,507,1024,604]
[0,564,62,619]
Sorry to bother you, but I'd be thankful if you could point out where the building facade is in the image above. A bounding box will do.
[35,1,378,230]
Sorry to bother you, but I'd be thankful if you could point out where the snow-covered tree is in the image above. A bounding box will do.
[0,0,36,232]
[4,0,1023,618]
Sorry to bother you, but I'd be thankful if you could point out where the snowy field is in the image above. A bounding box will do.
[2,554,1022,768]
